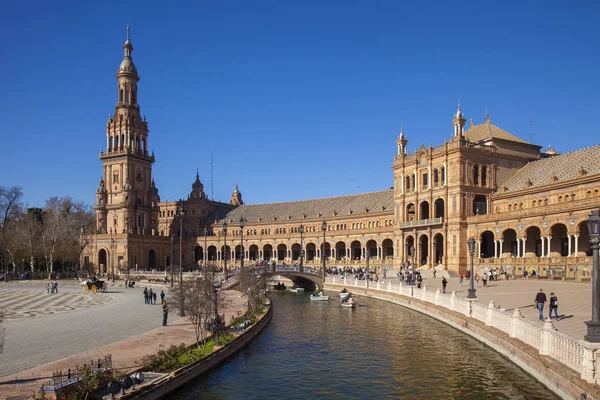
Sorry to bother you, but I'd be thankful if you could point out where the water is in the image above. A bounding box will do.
[170,292,559,399]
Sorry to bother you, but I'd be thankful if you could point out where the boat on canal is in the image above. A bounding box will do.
[309,294,330,301]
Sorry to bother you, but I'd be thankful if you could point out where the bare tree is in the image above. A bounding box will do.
[0,309,5,354]
[0,186,23,272]
[238,267,267,316]
[170,277,229,349]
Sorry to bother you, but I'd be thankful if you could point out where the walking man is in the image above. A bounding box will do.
[160,290,165,304]
[143,287,148,304]
[549,292,559,319]
[535,289,547,321]
[148,288,154,305]
[441,277,448,294]
[162,300,169,326]
[153,291,157,305]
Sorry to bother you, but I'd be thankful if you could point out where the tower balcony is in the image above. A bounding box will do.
[100,147,155,162]
[398,217,443,228]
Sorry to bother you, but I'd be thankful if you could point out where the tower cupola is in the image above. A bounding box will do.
[230,184,243,206]
[396,124,408,156]
[453,102,466,137]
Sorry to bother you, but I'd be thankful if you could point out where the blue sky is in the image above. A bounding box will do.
[1,1,598,208]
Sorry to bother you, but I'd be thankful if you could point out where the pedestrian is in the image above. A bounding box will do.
[148,288,154,305]
[54,281,58,293]
[153,291,157,304]
[482,272,488,288]
[549,292,559,319]
[143,287,148,304]
[46,283,50,293]
[160,290,165,304]
[475,274,480,289]
[433,269,437,279]
[124,278,128,288]
[162,300,169,326]
[535,288,547,321]
[441,277,448,294]
[458,273,464,287]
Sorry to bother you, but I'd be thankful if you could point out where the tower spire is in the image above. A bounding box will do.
[126,22,130,41]
[452,102,466,137]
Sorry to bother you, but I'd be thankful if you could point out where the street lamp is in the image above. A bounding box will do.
[178,206,185,317]
[223,221,228,279]
[204,227,208,280]
[585,210,600,341]
[321,220,327,288]
[366,249,370,288]
[239,217,245,271]
[467,237,477,299]
[299,225,304,273]
[170,235,174,288]
[409,245,415,285]
[213,284,219,346]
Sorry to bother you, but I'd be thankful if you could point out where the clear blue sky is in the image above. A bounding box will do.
[1,0,599,208]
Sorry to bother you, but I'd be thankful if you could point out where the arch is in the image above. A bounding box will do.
[350,240,361,260]
[418,234,429,266]
[207,245,217,261]
[481,166,487,186]
[480,231,494,258]
[234,245,243,261]
[366,239,377,259]
[382,238,394,259]
[220,245,231,261]
[98,249,108,273]
[578,221,591,256]
[306,243,316,261]
[148,249,157,270]
[473,195,487,215]
[405,176,411,192]
[433,233,444,265]
[502,229,518,257]
[263,244,273,261]
[249,244,258,261]
[291,243,301,261]
[277,244,287,261]
[405,235,415,264]
[419,201,430,220]
[320,241,331,260]
[406,203,415,221]
[441,166,446,185]
[433,169,439,187]
[335,241,346,260]
[549,223,568,256]
[194,245,203,261]
[525,226,542,256]
[434,198,445,218]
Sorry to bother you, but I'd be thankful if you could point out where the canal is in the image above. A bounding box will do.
[170,291,559,399]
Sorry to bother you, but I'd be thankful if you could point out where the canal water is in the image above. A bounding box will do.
[170,291,559,399]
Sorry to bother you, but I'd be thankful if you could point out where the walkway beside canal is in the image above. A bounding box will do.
[0,290,247,400]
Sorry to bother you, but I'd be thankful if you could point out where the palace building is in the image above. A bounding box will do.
[80,33,600,278]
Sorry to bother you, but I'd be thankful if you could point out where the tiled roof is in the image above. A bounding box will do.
[498,145,600,193]
[221,189,394,223]
[465,119,527,144]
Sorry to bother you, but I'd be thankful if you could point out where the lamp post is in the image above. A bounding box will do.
[204,227,208,280]
[409,245,415,285]
[111,238,116,280]
[223,221,228,279]
[239,217,245,271]
[178,206,185,317]
[170,235,174,288]
[213,284,219,347]
[321,220,327,288]
[299,225,304,273]
[467,237,477,299]
[585,210,600,342]
[366,249,370,289]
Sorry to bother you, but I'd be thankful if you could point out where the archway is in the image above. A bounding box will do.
[235,245,243,261]
[382,238,394,259]
[148,249,157,270]
[306,243,316,261]
[335,241,346,260]
[525,227,542,256]
[473,195,488,215]
[406,203,415,222]
[98,249,108,273]
[502,229,518,257]
[292,243,301,261]
[420,201,430,220]
[366,239,377,259]
[480,231,494,258]
[207,245,217,261]
[418,235,429,266]
[578,222,590,256]
[277,244,287,261]
[194,245,203,262]
[249,244,258,261]
[350,240,361,260]
[550,224,568,256]
[221,245,231,261]
[434,198,445,218]
[263,244,273,261]
[405,235,415,264]
[434,233,444,264]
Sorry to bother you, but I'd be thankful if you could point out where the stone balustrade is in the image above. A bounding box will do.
[329,276,596,384]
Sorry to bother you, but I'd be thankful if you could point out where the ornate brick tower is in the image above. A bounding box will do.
[95,26,159,237]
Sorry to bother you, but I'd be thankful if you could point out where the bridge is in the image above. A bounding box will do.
[223,265,325,290]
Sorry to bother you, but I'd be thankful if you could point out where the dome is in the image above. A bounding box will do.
[119,58,137,74]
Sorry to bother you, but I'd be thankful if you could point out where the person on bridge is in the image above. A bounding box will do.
[535,289,547,321]
[549,292,558,319]
[162,300,169,326]
[441,277,448,293]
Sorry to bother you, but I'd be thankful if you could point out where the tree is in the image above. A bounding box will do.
[170,277,229,349]
[238,267,267,317]
[0,309,5,354]
[0,186,23,272]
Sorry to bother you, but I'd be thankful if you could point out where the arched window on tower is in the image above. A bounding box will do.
[119,89,124,102]
[473,165,479,185]
[481,166,487,187]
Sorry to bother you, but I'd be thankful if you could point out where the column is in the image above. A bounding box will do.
[568,234,572,256]
[217,250,221,262]
[477,240,481,259]
[546,237,551,257]
[443,163,447,186]
[541,236,545,258]
[428,166,432,189]
[400,174,404,194]
[522,238,527,257]
[494,240,498,258]
[274,249,278,260]
[377,246,382,260]
[574,234,579,256]
[499,240,503,257]
[332,248,336,260]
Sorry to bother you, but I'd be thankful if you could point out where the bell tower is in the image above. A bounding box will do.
[95,26,159,236]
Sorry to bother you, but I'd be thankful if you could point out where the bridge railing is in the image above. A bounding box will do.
[326,276,591,384]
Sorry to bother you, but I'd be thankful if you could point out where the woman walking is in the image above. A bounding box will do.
[549,292,559,319]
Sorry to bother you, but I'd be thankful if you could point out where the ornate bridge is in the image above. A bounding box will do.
[223,265,325,290]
